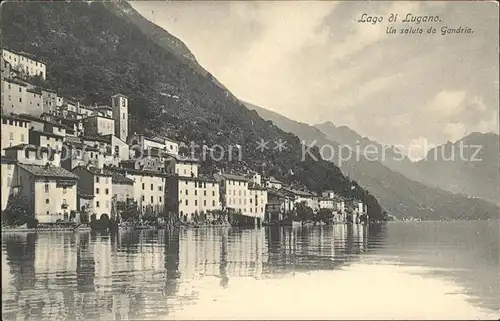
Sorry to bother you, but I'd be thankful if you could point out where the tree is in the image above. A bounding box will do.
[295,202,313,221]
[3,194,36,227]
[117,200,138,222]
[317,208,333,223]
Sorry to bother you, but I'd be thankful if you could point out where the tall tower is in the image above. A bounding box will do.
[111,94,128,142]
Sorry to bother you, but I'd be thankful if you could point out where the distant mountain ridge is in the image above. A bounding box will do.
[315,121,499,205]
[247,102,499,220]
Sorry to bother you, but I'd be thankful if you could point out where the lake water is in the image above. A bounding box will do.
[2,221,499,320]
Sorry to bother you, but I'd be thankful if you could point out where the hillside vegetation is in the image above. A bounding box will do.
[1,1,385,220]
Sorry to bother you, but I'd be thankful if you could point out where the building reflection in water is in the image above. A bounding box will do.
[1,224,385,320]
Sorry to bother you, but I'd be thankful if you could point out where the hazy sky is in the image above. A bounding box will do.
[130,1,499,159]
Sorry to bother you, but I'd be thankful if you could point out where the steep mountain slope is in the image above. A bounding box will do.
[316,122,499,205]
[1,1,384,219]
[315,121,416,175]
[247,103,499,220]
[413,132,499,205]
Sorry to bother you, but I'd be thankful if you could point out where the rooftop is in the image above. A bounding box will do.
[63,142,99,152]
[152,135,179,144]
[73,165,112,177]
[4,143,61,153]
[281,186,314,197]
[30,129,64,139]
[85,114,114,120]
[27,87,42,95]
[3,77,28,87]
[82,135,109,143]
[173,174,218,183]
[3,47,46,64]
[19,113,69,129]
[19,164,78,180]
[112,166,168,178]
[217,173,249,182]
[105,169,135,185]
[167,153,199,163]
[95,105,113,111]
[112,93,129,99]
[1,113,31,123]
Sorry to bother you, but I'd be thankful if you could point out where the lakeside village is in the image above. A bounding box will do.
[0,47,369,232]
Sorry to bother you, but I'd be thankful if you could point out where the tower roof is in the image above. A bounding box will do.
[111,93,129,99]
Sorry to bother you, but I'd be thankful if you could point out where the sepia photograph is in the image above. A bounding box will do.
[0,0,499,320]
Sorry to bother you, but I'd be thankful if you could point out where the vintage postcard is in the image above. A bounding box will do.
[1,1,499,320]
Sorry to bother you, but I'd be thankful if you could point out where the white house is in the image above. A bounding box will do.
[2,48,47,80]
[167,175,221,222]
[1,113,30,155]
[15,163,78,223]
[72,166,113,217]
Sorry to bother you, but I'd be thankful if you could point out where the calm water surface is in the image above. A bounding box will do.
[2,221,499,320]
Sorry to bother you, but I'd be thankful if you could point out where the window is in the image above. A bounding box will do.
[19,87,22,93]
[185,199,188,205]
[45,198,50,204]
[204,190,206,196]
[151,196,154,203]
[96,201,100,208]
[96,188,100,194]
[159,196,162,202]
[25,149,30,159]
[142,183,145,190]
[194,190,197,196]
[212,200,215,206]
[63,187,67,194]
[21,134,25,141]
[203,200,206,206]
[185,189,188,195]
[9,132,13,140]
[212,190,215,197]
[96,176,100,183]
[142,195,145,201]
[158,186,162,191]
[105,188,109,195]
[44,184,49,192]
[195,200,198,206]
[250,208,252,213]
[151,184,153,191]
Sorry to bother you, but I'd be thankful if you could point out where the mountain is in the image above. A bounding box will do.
[247,103,499,220]
[314,121,416,175]
[412,132,499,205]
[316,122,499,205]
[1,1,384,219]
